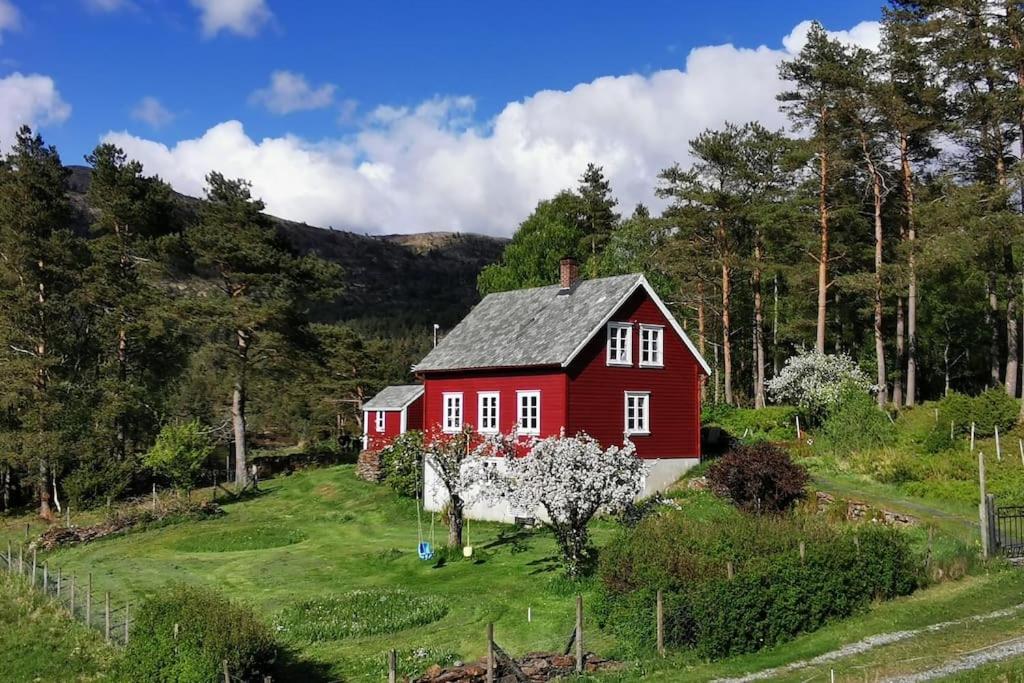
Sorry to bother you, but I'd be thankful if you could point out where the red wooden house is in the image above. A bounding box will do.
[409,258,710,517]
[361,385,424,451]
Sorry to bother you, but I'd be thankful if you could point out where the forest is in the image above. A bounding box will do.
[3,0,1024,519]
[482,1,1024,413]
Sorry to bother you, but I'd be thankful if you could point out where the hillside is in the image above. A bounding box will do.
[65,165,507,335]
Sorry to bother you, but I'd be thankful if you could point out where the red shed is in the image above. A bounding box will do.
[361,384,424,451]
[413,259,711,511]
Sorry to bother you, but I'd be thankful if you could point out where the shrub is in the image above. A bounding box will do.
[144,421,214,493]
[706,443,809,513]
[938,388,1018,438]
[117,584,278,683]
[766,349,874,422]
[701,404,798,443]
[380,430,424,497]
[275,590,448,642]
[596,520,919,658]
[816,385,896,457]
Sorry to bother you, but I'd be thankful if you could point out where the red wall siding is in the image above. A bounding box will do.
[366,409,403,450]
[422,368,567,438]
[406,395,424,431]
[567,290,702,458]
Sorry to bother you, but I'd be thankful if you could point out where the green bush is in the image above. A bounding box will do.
[816,385,896,457]
[380,430,424,497]
[275,589,448,642]
[701,404,797,443]
[144,421,215,493]
[117,584,279,683]
[596,520,919,658]
[938,388,1018,438]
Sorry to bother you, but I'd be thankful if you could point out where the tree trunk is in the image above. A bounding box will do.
[988,272,1001,386]
[816,144,830,354]
[448,494,464,548]
[902,137,918,406]
[233,329,250,488]
[752,236,766,408]
[697,281,707,402]
[863,136,886,409]
[1005,247,1019,397]
[721,255,733,406]
[894,296,905,407]
[772,274,780,377]
[944,339,951,396]
[116,326,128,460]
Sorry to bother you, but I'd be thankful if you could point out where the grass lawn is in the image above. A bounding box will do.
[1,466,618,681]
[0,463,1020,681]
[0,571,119,682]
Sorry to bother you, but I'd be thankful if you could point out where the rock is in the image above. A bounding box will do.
[424,664,443,678]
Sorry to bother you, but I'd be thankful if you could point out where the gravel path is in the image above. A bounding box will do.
[884,636,1024,682]
[713,603,1024,683]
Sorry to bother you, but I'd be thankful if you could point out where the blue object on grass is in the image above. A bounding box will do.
[418,541,434,560]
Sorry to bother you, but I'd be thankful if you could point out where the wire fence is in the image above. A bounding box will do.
[1,541,132,647]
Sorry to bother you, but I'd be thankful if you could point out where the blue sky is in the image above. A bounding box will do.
[1,0,883,234]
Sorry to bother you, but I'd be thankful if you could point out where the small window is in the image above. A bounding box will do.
[517,391,541,435]
[478,392,500,434]
[624,392,650,436]
[375,411,386,433]
[607,322,633,366]
[640,324,664,367]
[443,393,463,433]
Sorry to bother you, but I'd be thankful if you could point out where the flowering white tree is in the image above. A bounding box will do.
[766,349,875,420]
[423,425,475,548]
[472,432,647,578]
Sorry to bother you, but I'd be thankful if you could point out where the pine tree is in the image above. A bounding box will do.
[577,163,620,272]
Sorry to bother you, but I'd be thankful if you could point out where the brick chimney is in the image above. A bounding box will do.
[559,257,580,290]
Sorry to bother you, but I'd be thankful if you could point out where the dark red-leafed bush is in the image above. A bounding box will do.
[706,443,809,513]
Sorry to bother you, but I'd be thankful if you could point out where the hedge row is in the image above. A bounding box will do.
[595,516,919,658]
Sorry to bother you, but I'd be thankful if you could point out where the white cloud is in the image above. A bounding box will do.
[0,73,71,149]
[782,19,882,54]
[190,0,271,38]
[102,19,880,236]
[0,0,21,43]
[249,70,336,115]
[131,96,174,129]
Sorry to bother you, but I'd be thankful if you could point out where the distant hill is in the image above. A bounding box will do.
[65,165,507,335]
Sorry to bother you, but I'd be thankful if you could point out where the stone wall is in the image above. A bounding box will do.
[356,450,383,482]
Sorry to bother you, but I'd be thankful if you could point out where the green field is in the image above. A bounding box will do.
[2,464,1024,681]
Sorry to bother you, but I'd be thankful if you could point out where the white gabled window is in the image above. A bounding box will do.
[443,392,463,433]
[624,392,650,436]
[375,411,386,432]
[639,324,664,367]
[517,390,541,435]
[607,322,633,366]
[478,392,500,434]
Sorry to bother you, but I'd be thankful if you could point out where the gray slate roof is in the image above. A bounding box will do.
[413,273,644,372]
[362,385,424,410]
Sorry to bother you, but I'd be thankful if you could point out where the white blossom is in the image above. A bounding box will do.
[765,348,875,419]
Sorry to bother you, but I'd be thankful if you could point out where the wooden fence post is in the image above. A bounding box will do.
[125,602,130,645]
[387,648,397,683]
[486,623,495,683]
[18,544,23,574]
[222,659,230,683]
[656,590,665,657]
[996,426,1002,461]
[86,574,92,626]
[575,595,584,673]
[105,592,111,643]
[24,522,29,540]
[69,575,75,619]
[726,561,734,579]
[799,541,806,562]
[43,563,48,592]
[971,422,976,452]
[6,540,10,569]
[31,548,36,588]
[56,566,61,598]
[979,450,991,558]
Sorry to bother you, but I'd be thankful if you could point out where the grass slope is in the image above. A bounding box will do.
[0,572,118,682]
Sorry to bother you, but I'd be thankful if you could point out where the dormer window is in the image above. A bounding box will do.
[640,324,664,367]
[607,322,632,366]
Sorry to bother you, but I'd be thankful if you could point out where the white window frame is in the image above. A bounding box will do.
[624,391,651,436]
[375,410,386,433]
[606,322,633,366]
[477,392,500,434]
[443,392,463,433]
[639,324,664,368]
[517,390,541,436]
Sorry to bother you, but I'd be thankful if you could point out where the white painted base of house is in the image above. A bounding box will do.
[423,456,700,524]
